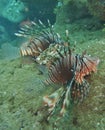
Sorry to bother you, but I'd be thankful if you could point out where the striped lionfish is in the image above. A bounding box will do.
[16,20,100,120]
[42,45,99,119]
[15,20,63,58]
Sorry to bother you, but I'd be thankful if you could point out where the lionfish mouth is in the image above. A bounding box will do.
[15,20,100,120]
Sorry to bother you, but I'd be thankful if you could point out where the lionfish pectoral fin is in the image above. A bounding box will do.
[43,87,65,118]
[60,83,72,116]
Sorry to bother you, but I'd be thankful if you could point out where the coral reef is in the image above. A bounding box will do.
[1,0,26,23]
[87,0,105,21]
[55,0,89,25]
[0,0,9,14]
[0,25,10,44]
[21,0,57,24]
[55,0,105,26]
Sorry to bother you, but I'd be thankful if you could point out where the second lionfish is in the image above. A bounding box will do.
[42,44,100,118]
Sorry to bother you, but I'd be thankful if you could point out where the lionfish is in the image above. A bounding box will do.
[43,45,100,119]
[16,20,100,120]
[15,20,62,58]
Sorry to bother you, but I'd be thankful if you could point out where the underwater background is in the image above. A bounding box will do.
[0,0,105,130]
